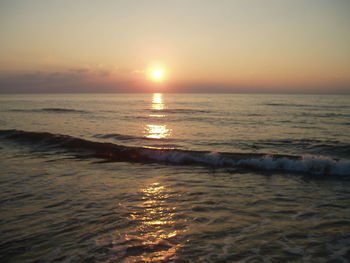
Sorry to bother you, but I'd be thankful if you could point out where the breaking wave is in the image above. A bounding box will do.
[0,129,349,176]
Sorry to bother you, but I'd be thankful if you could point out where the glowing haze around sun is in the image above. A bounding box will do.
[148,66,165,83]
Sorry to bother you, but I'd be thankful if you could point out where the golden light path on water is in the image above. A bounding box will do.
[121,182,184,262]
[113,94,181,261]
[104,180,185,262]
[144,93,171,139]
[151,93,164,110]
[104,94,180,261]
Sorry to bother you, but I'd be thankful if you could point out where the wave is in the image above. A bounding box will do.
[0,129,349,176]
[94,133,176,142]
[10,108,89,114]
[263,103,350,110]
[263,103,308,107]
[94,133,146,141]
[198,138,350,159]
[149,109,210,114]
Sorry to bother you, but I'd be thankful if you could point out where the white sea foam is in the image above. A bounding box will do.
[140,149,350,176]
[237,155,350,175]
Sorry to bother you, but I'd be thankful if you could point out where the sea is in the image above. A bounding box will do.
[0,93,349,262]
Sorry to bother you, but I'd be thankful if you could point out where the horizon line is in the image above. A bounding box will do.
[1,91,350,95]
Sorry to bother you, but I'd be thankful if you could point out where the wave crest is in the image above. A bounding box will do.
[0,129,349,176]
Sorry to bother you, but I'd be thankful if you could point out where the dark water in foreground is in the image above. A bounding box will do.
[0,94,350,262]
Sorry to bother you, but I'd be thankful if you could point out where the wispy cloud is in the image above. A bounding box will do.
[1,67,349,93]
[0,67,141,93]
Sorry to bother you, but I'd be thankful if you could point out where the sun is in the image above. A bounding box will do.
[150,68,164,82]
[152,69,163,79]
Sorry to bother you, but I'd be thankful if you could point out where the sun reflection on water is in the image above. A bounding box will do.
[123,182,183,262]
[152,93,164,111]
[144,124,171,139]
[144,93,172,139]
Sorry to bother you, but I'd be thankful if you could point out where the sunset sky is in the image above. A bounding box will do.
[1,0,349,93]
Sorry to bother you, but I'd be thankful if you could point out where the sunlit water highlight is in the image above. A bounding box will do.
[0,93,349,262]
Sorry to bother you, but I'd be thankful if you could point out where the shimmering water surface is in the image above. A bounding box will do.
[0,94,350,262]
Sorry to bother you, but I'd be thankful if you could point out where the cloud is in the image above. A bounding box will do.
[1,68,349,94]
[0,68,140,93]
[68,68,90,74]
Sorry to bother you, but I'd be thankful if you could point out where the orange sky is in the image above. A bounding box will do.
[0,0,350,93]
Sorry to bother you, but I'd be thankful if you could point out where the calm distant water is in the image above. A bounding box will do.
[0,93,350,262]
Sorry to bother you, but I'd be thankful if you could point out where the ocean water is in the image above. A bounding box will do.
[0,93,350,262]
